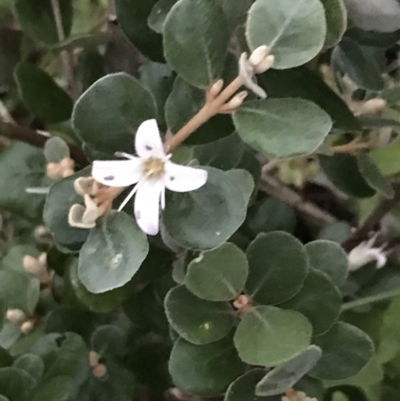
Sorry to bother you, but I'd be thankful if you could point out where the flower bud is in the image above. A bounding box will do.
[361,98,387,115]
[6,309,26,325]
[249,45,270,67]
[209,79,224,97]
[46,162,64,180]
[23,255,42,275]
[20,320,34,334]
[60,157,74,170]
[254,54,275,74]
[226,91,248,110]
[89,351,100,367]
[93,363,107,379]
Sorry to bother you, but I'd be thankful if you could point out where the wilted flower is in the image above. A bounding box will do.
[92,119,208,235]
[348,235,388,271]
[281,391,317,401]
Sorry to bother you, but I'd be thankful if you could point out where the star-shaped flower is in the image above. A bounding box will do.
[92,119,208,235]
[348,235,388,272]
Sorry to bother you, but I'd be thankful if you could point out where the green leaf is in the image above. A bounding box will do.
[225,369,281,401]
[320,0,347,47]
[305,240,348,286]
[31,376,72,401]
[169,335,245,396]
[280,270,342,335]
[255,345,322,396]
[11,0,72,45]
[165,76,235,145]
[0,347,12,368]
[115,0,164,62]
[370,139,400,176]
[90,325,125,359]
[139,61,174,129]
[0,142,46,221]
[244,198,296,236]
[233,305,312,367]
[246,0,326,69]
[12,354,44,382]
[319,154,375,198]
[29,332,89,383]
[258,66,361,132]
[0,367,37,401]
[72,73,156,155]
[193,133,245,171]
[233,99,332,159]
[0,270,39,314]
[318,222,351,243]
[0,28,22,90]
[43,168,91,253]
[164,0,229,88]
[245,232,309,305]
[221,0,253,32]
[357,153,394,199]
[78,211,149,293]
[185,243,248,301]
[44,137,70,163]
[148,0,177,33]
[226,169,255,205]
[310,322,374,380]
[165,285,235,344]
[14,62,72,123]
[162,167,247,250]
[332,38,385,91]
[66,259,130,313]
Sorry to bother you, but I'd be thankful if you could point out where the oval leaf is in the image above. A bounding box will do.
[246,232,309,305]
[12,354,44,382]
[321,0,347,48]
[280,269,342,335]
[233,305,312,367]
[225,369,281,401]
[185,243,248,301]
[357,153,394,199]
[72,73,156,155]
[14,62,72,123]
[310,322,374,380]
[246,0,326,69]
[162,167,247,250]
[233,99,332,159]
[305,240,348,286]
[165,286,235,344]
[78,211,149,293]
[169,336,245,396]
[164,0,229,88]
[255,345,322,396]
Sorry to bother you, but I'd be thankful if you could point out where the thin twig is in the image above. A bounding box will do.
[50,0,79,100]
[0,120,88,166]
[259,175,337,226]
[341,184,400,252]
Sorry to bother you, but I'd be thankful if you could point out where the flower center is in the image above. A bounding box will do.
[142,157,165,178]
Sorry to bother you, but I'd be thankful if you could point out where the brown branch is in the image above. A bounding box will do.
[0,120,88,166]
[50,0,79,100]
[259,175,337,227]
[341,184,400,252]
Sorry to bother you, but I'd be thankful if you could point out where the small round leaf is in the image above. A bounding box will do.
[233,305,312,367]
[280,269,342,335]
[246,0,326,69]
[169,336,245,396]
[233,99,332,159]
[78,211,149,293]
[246,232,309,305]
[164,0,229,88]
[185,243,248,301]
[72,73,156,155]
[165,286,235,344]
[12,354,44,382]
[310,322,374,380]
[305,240,348,286]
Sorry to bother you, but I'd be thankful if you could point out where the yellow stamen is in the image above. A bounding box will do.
[142,157,165,178]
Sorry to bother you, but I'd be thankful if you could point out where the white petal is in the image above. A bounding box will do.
[164,162,208,192]
[92,159,142,187]
[134,178,164,235]
[368,249,387,268]
[135,119,165,159]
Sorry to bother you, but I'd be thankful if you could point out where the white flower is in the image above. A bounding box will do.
[348,235,388,272]
[92,119,208,236]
